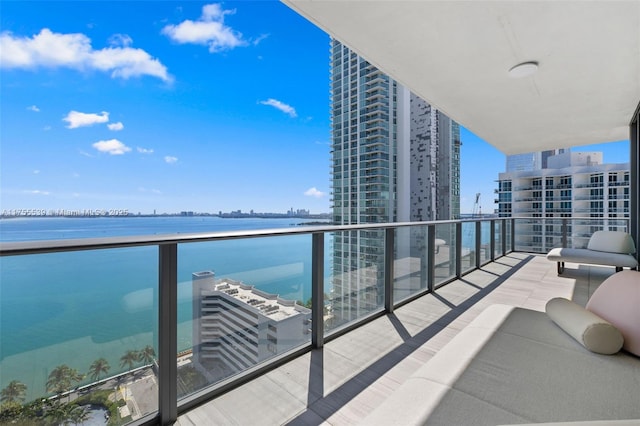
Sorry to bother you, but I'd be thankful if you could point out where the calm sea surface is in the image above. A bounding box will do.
[0,216,329,400]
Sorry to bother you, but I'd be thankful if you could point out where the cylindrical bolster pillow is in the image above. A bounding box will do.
[545,297,624,355]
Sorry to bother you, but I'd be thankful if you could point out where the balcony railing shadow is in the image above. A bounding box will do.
[286,254,535,425]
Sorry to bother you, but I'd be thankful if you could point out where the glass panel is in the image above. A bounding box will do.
[480,221,491,264]
[546,218,564,251]
[434,223,456,286]
[461,222,476,273]
[494,221,502,258]
[505,220,512,252]
[393,225,429,302]
[0,248,158,424]
[326,228,385,332]
[514,217,552,253]
[177,235,313,399]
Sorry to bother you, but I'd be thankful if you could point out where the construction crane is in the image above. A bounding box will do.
[472,193,482,218]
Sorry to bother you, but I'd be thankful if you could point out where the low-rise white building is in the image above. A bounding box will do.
[191,271,311,379]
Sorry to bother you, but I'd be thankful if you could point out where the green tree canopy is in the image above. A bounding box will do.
[88,358,111,381]
[46,365,83,396]
[1,380,27,403]
[138,345,156,364]
[120,350,139,372]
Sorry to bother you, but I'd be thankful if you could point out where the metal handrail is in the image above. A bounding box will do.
[0,218,490,256]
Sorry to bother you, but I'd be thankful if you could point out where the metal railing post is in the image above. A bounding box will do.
[490,220,496,261]
[455,222,462,277]
[384,228,395,313]
[159,243,178,425]
[501,219,507,256]
[427,225,435,292]
[475,221,482,267]
[311,233,324,349]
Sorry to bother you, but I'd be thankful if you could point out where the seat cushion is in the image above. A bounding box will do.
[587,231,636,254]
[586,270,640,356]
[546,247,638,268]
[546,297,623,355]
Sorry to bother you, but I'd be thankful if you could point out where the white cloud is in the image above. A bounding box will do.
[161,3,247,53]
[27,105,40,112]
[138,187,162,194]
[26,189,51,195]
[259,98,297,118]
[79,150,94,157]
[304,187,325,198]
[107,121,124,131]
[33,169,40,174]
[92,139,131,155]
[252,33,269,46]
[108,33,133,47]
[137,147,154,154]
[64,110,109,129]
[0,28,171,82]
[164,156,178,164]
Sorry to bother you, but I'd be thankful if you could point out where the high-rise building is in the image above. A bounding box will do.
[497,151,629,252]
[505,148,569,172]
[329,40,461,325]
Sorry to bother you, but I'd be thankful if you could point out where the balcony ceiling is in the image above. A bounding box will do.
[282,1,640,155]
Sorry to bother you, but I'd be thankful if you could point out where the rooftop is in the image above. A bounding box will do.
[200,277,310,322]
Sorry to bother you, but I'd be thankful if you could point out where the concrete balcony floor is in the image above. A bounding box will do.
[176,253,614,425]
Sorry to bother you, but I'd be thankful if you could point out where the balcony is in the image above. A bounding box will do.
[178,252,620,425]
[1,217,634,425]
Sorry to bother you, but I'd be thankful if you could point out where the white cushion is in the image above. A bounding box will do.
[586,270,640,356]
[546,247,638,267]
[545,297,623,355]
[587,231,636,254]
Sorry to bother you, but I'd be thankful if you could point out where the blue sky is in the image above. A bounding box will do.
[0,2,630,215]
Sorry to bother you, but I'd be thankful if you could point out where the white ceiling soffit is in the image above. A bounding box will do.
[282,0,640,155]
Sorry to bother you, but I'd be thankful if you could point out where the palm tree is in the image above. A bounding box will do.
[46,365,83,400]
[138,345,156,365]
[68,404,90,425]
[120,350,139,373]
[88,358,111,381]
[1,380,27,403]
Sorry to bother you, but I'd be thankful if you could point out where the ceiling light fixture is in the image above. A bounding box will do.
[508,61,539,78]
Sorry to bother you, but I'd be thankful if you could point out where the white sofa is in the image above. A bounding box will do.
[546,230,637,274]
[362,302,640,425]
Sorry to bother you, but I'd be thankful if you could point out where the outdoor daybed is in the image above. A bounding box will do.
[362,270,640,426]
[546,230,637,274]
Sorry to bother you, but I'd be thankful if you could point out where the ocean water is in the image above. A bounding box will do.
[0,216,328,400]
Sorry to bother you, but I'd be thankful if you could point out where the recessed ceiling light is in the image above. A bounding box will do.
[508,61,538,78]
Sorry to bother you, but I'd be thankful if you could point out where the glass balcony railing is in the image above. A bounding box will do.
[513,217,630,252]
[1,216,630,424]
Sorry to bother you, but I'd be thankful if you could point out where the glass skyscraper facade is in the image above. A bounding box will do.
[328,40,460,326]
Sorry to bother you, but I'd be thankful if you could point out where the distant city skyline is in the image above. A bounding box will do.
[0,2,630,216]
